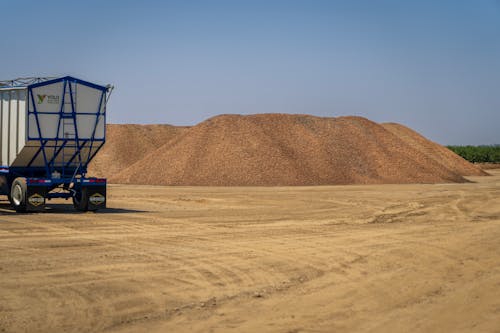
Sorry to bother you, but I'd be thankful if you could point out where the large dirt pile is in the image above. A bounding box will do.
[91,114,486,186]
[381,123,487,177]
[88,124,188,178]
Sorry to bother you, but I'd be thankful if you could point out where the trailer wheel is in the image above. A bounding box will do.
[72,188,89,212]
[73,186,105,212]
[11,178,27,212]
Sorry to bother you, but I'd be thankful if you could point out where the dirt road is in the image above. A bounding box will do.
[1,170,500,333]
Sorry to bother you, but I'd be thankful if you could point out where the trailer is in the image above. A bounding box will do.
[0,76,112,212]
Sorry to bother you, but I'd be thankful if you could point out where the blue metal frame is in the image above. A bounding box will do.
[25,76,107,179]
[28,76,107,91]
[0,76,110,199]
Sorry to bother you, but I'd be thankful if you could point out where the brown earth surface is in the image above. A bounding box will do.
[1,170,500,332]
[477,162,500,170]
[90,114,486,186]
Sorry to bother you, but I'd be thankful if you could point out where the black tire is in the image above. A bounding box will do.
[8,193,14,206]
[73,187,104,212]
[11,177,27,212]
[72,188,89,212]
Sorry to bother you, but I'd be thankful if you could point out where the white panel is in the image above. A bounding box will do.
[1,92,8,165]
[76,115,98,139]
[26,81,104,140]
[18,90,26,158]
[30,82,63,113]
[74,115,105,139]
[38,114,60,138]
[9,91,18,165]
[28,114,38,139]
[94,115,105,139]
[76,84,102,114]
[29,113,61,139]
[3,77,107,168]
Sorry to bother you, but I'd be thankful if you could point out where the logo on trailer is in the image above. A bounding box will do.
[37,94,60,104]
[37,95,46,104]
[28,193,45,207]
[89,193,105,205]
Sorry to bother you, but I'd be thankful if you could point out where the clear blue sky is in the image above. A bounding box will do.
[1,0,499,145]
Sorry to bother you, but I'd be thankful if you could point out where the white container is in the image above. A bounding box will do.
[0,77,107,169]
[0,88,27,166]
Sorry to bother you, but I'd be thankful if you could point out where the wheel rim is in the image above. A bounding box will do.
[12,184,23,206]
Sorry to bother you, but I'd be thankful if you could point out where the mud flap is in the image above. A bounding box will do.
[86,185,106,211]
[26,186,46,212]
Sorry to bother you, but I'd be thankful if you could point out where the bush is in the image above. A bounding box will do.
[447,145,500,163]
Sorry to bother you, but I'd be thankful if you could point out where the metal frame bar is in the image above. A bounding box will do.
[53,80,67,168]
[29,89,51,177]
[23,76,109,181]
[68,80,83,173]
[0,77,56,88]
[87,90,105,163]
[26,140,47,167]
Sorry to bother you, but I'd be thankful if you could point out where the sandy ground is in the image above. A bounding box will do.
[1,170,500,333]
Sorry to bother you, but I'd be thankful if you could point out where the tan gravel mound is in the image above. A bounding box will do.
[382,122,487,176]
[107,114,473,186]
[88,124,188,178]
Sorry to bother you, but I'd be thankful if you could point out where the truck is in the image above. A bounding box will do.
[0,76,112,212]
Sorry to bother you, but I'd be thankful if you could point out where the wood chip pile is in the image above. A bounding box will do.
[89,114,487,186]
[87,124,188,178]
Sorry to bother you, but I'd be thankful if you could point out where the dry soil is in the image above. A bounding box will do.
[1,170,500,332]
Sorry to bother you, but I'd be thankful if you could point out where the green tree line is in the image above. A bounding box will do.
[447,145,500,163]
